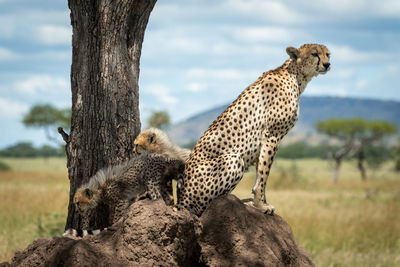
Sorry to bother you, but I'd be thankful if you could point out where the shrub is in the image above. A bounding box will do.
[0,161,11,171]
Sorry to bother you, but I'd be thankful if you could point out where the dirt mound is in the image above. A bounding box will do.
[5,195,314,267]
[199,194,314,266]
[7,199,201,266]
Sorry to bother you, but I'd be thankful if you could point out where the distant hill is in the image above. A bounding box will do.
[168,96,400,146]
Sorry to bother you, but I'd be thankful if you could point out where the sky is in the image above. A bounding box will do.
[0,0,399,148]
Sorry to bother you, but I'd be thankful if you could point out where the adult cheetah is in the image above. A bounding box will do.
[178,44,330,215]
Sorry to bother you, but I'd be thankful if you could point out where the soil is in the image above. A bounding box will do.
[3,195,314,267]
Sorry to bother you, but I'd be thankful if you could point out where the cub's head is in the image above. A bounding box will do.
[73,187,100,215]
[286,44,330,77]
[133,128,167,155]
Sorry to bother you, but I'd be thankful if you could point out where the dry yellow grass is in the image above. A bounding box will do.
[0,157,399,266]
[0,158,69,262]
[233,159,400,267]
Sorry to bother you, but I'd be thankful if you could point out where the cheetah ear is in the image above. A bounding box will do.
[84,188,93,199]
[148,133,156,144]
[286,46,299,60]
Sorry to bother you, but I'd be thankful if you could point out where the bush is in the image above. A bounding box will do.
[276,141,334,159]
[183,140,197,150]
[37,213,66,237]
[0,161,11,171]
[0,142,65,158]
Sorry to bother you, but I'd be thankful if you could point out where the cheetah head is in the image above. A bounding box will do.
[286,44,330,77]
[133,128,165,155]
[73,187,100,215]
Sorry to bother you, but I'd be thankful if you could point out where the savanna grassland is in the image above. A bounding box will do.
[0,157,399,266]
[0,158,69,262]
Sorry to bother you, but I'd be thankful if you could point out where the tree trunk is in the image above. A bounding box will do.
[357,149,367,181]
[64,0,157,230]
[329,141,356,184]
[331,158,341,184]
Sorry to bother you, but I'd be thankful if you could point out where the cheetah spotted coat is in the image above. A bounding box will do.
[178,44,331,215]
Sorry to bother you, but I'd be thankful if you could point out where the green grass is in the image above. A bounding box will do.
[0,157,399,266]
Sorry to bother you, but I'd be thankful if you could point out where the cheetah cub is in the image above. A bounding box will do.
[134,128,192,162]
[178,44,330,215]
[64,153,185,237]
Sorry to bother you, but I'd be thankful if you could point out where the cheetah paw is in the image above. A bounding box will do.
[63,228,81,238]
[255,202,274,215]
[264,203,275,215]
[244,200,275,215]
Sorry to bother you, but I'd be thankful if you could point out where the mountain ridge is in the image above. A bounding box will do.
[168,96,400,146]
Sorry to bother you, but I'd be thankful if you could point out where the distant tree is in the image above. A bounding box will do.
[183,140,198,150]
[0,161,11,171]
[0,142,38,157]
[0,142,64,158]
[39,145,64,158]
[316,118,396,183]
[365,144,390,175]
[393,137,400,172]
[22,104,71,145]
[276,141,335,159]
[147,110,171,130]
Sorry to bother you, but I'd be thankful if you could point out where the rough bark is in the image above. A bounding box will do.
[65,0,157,230]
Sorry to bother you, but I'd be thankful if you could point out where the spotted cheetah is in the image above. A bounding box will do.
[134,128,192,162]
[64,153,185,236]
[178,44,331,215]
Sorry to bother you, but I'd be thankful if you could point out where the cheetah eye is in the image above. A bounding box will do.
[312,52,318,57]
[326,53,330,58]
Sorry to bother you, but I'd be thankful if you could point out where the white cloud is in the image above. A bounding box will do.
[355,79,368,90]
[14,75,69,95]
[36,25,72,45]
[328,44,398,64]
[385,64,399,74]
[31,50,71,61]
[186,68,257,82]
[377,0,400,17]
[0,97,29,118]
[233,27,299,43]
[144,24,292,60]
[0,10,70,41]
[329,68,356,79]
[187,82,206,92]
[225,0,308,24]
[0,46,18,61]
[143,84,179,105]
[304,83,350,98]
[307,0,400,18]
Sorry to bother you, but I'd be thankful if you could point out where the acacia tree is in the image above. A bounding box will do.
[22,104,71,145]
[316,118,396,183]
[59,0,157,230]
[147,110,171,130]
[394,137,400,171]
[354,121,396,180]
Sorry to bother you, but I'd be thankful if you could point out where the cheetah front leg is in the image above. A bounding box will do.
[252,135,280,215]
